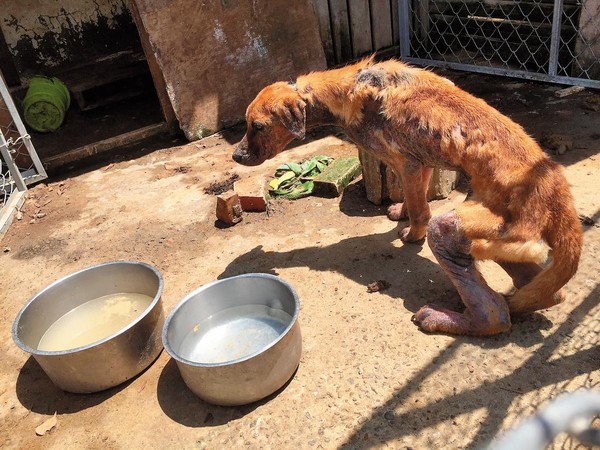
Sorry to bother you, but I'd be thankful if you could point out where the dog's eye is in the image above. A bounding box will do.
[252,122,265,131]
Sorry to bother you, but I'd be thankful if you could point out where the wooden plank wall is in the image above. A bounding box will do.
[313,0,399,66]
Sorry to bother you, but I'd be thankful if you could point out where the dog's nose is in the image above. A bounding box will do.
[232,149,242,163]
[232,146,246,164]
[232,135,250,164]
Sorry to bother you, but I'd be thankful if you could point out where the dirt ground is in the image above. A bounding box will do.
[1,71,599,450]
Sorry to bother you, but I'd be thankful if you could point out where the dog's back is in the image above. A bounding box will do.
[350,61,577,232]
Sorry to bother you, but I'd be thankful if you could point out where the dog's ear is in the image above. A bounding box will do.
[277,99,306,140]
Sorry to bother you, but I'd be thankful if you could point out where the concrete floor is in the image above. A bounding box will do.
[1,71,599,449]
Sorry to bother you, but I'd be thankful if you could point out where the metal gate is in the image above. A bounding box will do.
[398,0,600,88]
[0,74,47,236]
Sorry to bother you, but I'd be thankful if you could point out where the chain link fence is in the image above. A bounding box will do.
[399,0,600,88]
[0,73,46,235]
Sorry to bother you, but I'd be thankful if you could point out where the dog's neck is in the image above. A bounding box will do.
[295,59,372,129]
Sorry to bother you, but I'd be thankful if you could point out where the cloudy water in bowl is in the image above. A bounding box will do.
[178,304,292,364]
[37,293,153,352]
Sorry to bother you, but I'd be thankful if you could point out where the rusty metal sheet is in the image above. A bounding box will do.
[133,0,326,140]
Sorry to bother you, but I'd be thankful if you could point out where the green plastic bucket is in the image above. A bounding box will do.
[22,76,70,132]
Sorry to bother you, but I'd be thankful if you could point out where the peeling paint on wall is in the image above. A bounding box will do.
[213,17,270,69]
[224,29,269,66]
[213,20,227,44]
[0,0,140,81]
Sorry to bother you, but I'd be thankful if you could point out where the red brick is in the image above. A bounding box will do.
[234,176,269,212]
[216,191,243,225]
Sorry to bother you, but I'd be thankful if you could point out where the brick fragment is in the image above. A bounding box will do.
[216,190,243,225]
[234,176,269,212]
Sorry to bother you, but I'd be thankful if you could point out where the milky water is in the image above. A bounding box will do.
[37,293,153,351]
[178,304,292,364]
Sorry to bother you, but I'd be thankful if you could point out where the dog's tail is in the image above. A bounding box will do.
[508,183,582,313]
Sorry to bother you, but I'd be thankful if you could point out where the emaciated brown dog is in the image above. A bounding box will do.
[232,57,582,336]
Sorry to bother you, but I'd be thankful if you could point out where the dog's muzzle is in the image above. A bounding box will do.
[232,135,265,166]
[232,135,251,164]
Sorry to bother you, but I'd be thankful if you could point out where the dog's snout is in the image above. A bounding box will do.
[232,148,244,164]
[232,135,263,166]
[232,135,249,163]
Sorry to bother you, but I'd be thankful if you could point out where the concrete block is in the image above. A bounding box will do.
[358,148,460,205]
[313,156,362,197]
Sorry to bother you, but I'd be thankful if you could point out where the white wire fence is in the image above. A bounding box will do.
[399,0,600,88]
[0,73,46,236]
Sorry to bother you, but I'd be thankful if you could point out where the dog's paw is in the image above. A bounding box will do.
[411,305,446,332]
[387,202,408,221]
[411,305,471,335]
[399,226,426,243]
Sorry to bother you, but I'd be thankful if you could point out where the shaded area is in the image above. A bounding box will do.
[337,283,600,449]
[217,229,455,316]
[1,2,167,164]
[28,93,164,161]
[45,129,186,179]
[339,180,390,218]
[156,359,297,428]
[15,356,132,414]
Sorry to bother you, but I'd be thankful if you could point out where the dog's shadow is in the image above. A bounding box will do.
[219,228,458,315]
[218,227,552,347]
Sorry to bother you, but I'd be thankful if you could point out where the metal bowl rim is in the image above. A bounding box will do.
[11,260,164,356]
[162,273,300,368]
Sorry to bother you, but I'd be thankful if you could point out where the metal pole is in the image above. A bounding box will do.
[0,131,27,192]
[548,0,565,76]
[0,73,47,182]
[402,56,600,89]
[486,391,600,450]
[399,0,411,58]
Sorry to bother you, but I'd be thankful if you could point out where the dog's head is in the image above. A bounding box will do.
[233,82,306,166]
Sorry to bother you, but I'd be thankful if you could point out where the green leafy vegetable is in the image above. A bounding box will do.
[268,155,334,199]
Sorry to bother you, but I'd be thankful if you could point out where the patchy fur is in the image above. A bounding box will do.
[232,58,583,336]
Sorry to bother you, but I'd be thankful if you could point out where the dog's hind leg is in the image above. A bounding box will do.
[388,166,433,221]
[412,210,511,336]
[498,262,542,288]
[499,261,565,312]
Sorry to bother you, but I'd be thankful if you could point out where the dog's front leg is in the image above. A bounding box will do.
[392,156,431,242]
[388,166,433,221]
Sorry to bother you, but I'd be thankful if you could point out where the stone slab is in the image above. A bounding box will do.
[313,156,362,197]
[358,148,460,205]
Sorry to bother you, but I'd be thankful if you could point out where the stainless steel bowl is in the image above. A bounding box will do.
[163,273,302,406]
[12,261,164,393]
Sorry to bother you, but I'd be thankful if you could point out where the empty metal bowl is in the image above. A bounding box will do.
[163,273,302,406]
[12,261,164,393]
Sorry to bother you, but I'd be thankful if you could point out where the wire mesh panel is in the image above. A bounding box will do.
[0,73,46,235]
[399,0,600,88]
